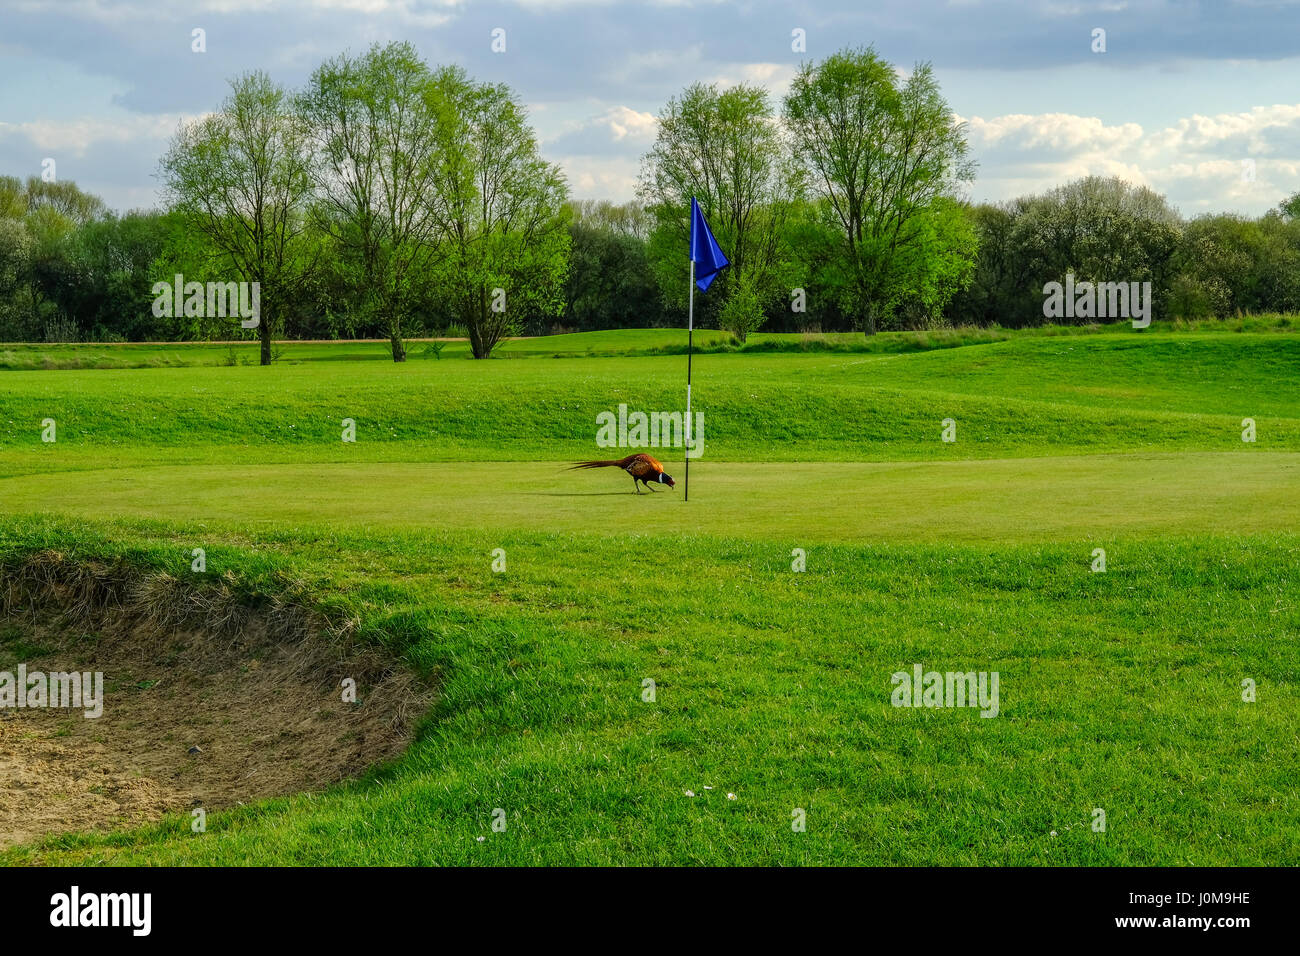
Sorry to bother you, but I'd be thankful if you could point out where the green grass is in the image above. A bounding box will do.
[0,323,1297,865]
[4,312,1297,369]
[2,455,1297,542]
[2,519,1296,865]
[1,331,1296,474]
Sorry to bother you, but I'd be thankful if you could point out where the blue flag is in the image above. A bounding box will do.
[689,197,729,292]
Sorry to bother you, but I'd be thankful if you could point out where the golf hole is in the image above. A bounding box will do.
[0,553,431,849]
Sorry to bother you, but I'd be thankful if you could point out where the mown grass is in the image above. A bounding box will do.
[0,324,1296,865]
[1,455,1297,542]
[3,313,1296,369]
[1,517,1295,865]
[0,333,1295,473]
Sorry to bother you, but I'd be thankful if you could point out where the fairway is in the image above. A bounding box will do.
[1,328,1298,866]
[2,454,1298,543]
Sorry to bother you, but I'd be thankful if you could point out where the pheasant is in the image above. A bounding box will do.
[569,453,676,494]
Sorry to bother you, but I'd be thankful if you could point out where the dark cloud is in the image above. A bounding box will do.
[4,1,1300,117]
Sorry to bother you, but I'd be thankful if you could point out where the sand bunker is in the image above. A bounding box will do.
[0,553,430,849]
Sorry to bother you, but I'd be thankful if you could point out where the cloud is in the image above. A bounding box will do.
[6,0,1300,214]
[964,105,1300,214]
[597,105,657,143]
[555,153,642,201]
[964,112,1145,153]
[0,113,189,210]
[543,105,657,155]
[1145,104,1300,155]
[0,115,186,155]
[706,61,797,100]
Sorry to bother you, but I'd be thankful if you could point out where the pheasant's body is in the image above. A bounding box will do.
[569,453,676,493]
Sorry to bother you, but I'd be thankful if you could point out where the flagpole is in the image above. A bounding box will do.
[686,258,694,502]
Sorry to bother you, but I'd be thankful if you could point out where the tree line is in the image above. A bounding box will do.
[2,44,1298,360]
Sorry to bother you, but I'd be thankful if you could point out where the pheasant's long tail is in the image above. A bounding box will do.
[568,459,628,470]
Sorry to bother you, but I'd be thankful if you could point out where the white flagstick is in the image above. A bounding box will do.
[686,258,694,502]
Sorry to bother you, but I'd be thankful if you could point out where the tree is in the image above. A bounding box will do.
[639,82,801,331]
[1013,176,1182,321]
[160,71,315,364]
[0,176,111,341]
[70,211,172,340]
[569,199,652,241]
[1014,177,1180,280]
[946,201,1036,327]
[1278,191,1300,222]
[426,67,569,359]
[299,42,443,362]
[783,47,976,333]
[891,196,978,327]
[24,177,107,225]
[0,217,34,340]
[944,179,1185,327]
[717,270,765,341]
[563,200,662,330]
[0,176,25,220]
[1169,211,1300,317]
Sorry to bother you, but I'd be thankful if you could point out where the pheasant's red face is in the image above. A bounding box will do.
[662,474,676,488]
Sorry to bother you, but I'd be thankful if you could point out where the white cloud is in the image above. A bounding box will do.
[1145,103,1300,154]
[542,105,658,155]
[963,112,1144,152]
[600,105,657,142]
[964,105,1300,213]
[706,61,797,100]
[554,154,641,201]
[0,114,187,155]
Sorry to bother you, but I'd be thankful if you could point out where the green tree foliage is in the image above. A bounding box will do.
[860,176,1300,327]
[49,211,172,340]
[0,176,109,341]
[1016,176,1181,294]
[716,270,766,342]
[1168,208,1300,317]
[783,47,976,333]
[0,217,34,340]
[1278,190,1300,222]
[426,67,569,358]
[159,71,316,364]
[563,200,663,330]
[639,82,801,332]
[947,201,1032,326]
[24,177,107,225]
[299,42,444,362]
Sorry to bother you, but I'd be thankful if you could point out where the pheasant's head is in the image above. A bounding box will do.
[659,473,676,489]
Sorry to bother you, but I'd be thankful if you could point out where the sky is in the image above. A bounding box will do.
[2,0,1299,217]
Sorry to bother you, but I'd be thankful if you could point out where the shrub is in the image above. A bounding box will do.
[717,274,766,343]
